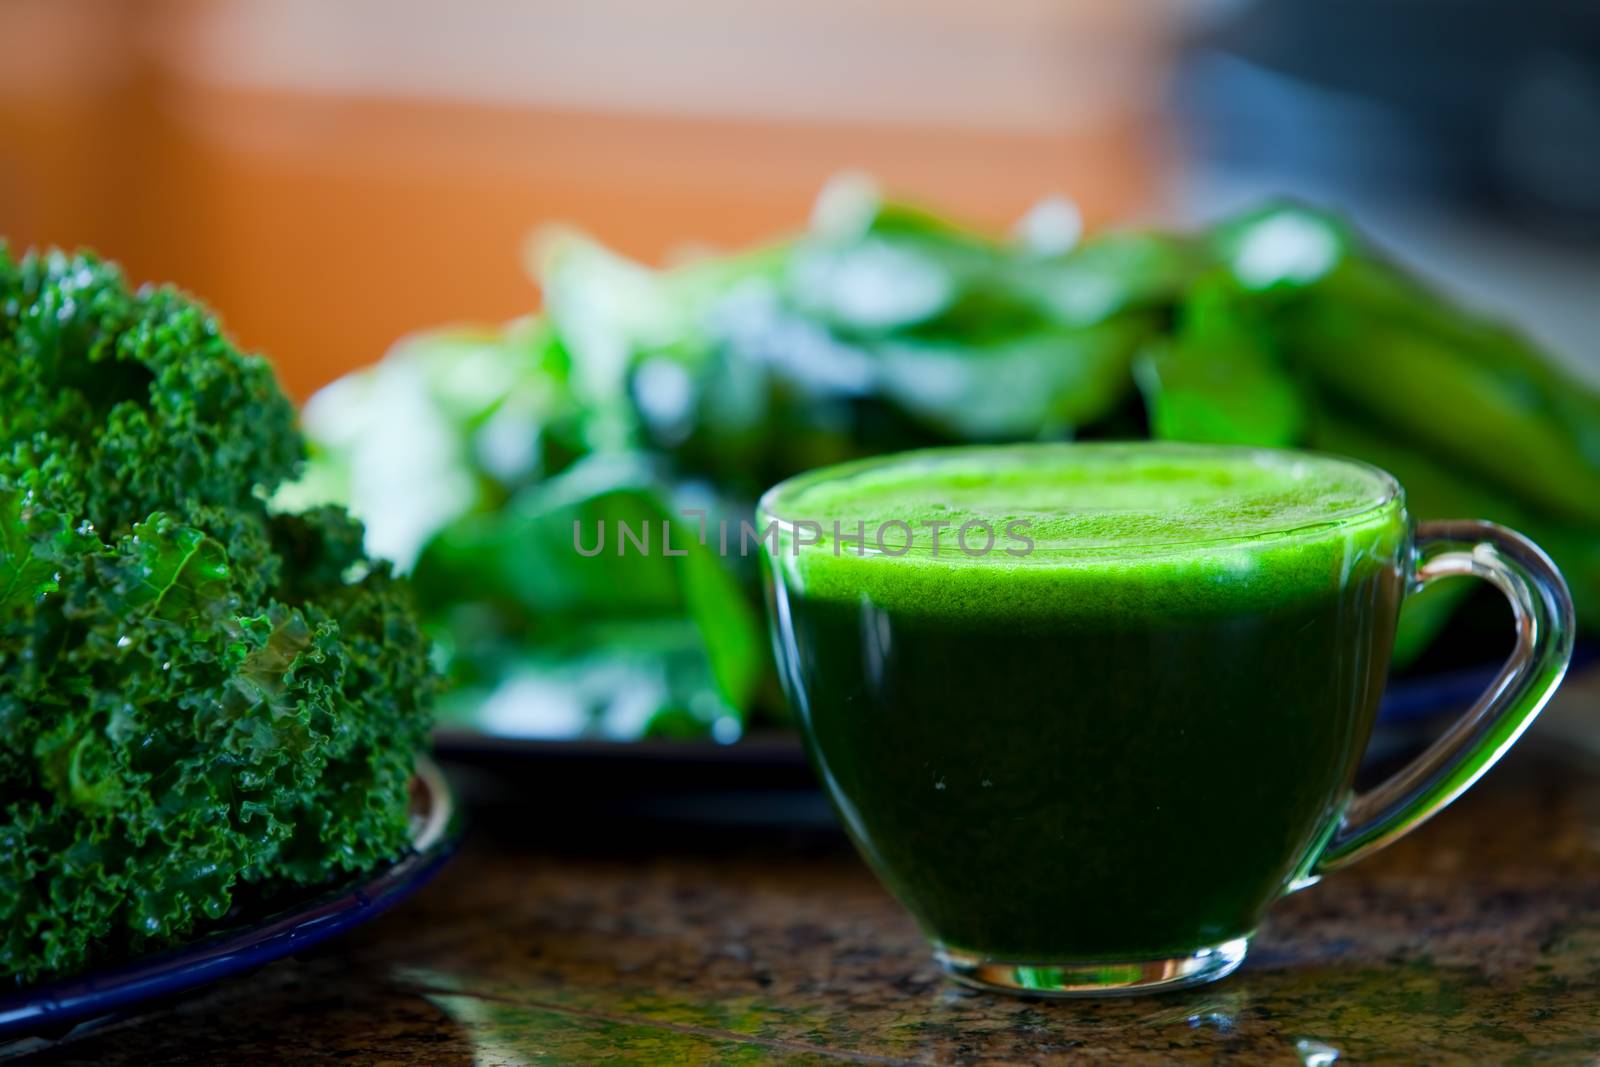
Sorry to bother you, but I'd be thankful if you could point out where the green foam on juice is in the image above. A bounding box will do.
[759,443,1408,621]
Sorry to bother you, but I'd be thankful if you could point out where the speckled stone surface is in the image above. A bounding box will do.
[16,720,1600,1065]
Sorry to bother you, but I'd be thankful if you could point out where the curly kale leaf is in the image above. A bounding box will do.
[0,249,300,535]
[0,247,435,986]
[0,486,95,610]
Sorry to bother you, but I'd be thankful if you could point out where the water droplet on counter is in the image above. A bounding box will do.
[1295,1038,1341,1066]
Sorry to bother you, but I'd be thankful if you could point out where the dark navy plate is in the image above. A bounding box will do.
[0,757,459,1048]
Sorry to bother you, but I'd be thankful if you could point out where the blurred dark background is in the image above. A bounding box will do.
[1173,0,1600,388]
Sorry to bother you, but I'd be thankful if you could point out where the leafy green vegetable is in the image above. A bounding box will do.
[413,457,761,739]
[0,248,434,985]
[1216,204,1600,526]
[296,180,1600,737]
[875,315,1154,439]
[1310,407,1600,635]
[1135,274,1304,446]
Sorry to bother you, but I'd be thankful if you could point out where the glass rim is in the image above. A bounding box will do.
[756,441,1406,562]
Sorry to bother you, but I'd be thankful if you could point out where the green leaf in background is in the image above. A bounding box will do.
[1210,201,1350,293]
[1311,407,1600,632]
[294,181,1600,741]
[877,315,1155,440]
[1280,298,1600,528]
[1136,275,1305,447]
[1219,202,1600,527]
[414,455,762,740]
[1024,230,1208,326]
[445,620,743,742]
[282,319,580,571]
[787,176,992,336]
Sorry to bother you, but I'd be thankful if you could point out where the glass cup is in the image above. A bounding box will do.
[758,443,1574,997]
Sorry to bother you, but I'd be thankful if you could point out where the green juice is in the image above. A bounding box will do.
[761,443,1409,962]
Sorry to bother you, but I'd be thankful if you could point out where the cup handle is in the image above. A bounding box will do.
[1309,520,1575,877]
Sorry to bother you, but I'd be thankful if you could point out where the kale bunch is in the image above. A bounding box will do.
[0,248,435,985]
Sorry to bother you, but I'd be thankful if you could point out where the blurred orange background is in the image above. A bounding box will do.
[0,0,1170,399]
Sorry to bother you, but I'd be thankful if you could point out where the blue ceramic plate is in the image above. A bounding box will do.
[0,757,459,1047]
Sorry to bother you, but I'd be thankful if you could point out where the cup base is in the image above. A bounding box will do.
[933,937,1249,998]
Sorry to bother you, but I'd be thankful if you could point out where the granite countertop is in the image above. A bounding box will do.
[19,703,1600,1065]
